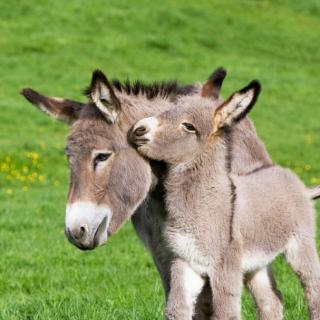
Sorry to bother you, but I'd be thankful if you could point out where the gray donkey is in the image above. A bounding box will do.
[130,80,320,319]
[22,69,320,319]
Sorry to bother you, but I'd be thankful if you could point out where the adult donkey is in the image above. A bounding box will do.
[22,68,286,319]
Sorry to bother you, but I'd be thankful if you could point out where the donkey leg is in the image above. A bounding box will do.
[152,254,171,300]
[166,258,205,320]
[285,237,320,320]
[209,268,242,320]
[245,265,283,320]
[210,244,243,320]
[194,266,282,320]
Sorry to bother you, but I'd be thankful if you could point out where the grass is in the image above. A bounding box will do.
[0,0,319,318]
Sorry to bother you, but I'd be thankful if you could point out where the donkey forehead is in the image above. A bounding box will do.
[180,94,223,110]
[66,119,126,155]
[160,97,216,122]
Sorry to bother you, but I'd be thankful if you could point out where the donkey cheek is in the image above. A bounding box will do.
[107,214,127,235]
[140,144,165,161]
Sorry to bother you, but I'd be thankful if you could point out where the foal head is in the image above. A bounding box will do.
[130,77,261,164]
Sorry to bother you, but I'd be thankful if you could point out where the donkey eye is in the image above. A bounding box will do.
[181,122,197,133]
[93,153,112,170]
[100,98,108,104]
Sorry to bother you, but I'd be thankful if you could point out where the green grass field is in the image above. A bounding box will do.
[0,0,319,319]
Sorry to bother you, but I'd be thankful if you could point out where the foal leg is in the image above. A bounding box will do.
[209,243,243,320]
[193,266,282,320]
[245,265,283,320]
[166,258,205,320]
[285,237,320,320]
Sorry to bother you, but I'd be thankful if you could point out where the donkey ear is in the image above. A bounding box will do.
[213,80,261,132]
[21,88,84,125]
[88,70,121,124]
[201,67,227,99]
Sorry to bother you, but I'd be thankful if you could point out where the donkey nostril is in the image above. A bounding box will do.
[134,125,148,137]
[73,225,87,240]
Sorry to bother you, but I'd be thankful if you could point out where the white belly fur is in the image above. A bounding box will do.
[168,230,282,278]
[242,250,279,273]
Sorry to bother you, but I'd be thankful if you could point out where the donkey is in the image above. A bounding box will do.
[130,80,320,319]
[21,68,319,319]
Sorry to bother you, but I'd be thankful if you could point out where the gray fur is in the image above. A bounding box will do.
[22,70,318,319]
[130,81,320,319]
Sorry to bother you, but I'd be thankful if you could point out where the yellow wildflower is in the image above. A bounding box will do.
[305,164,312,171]
[11,170,18,177]
[0,163,9,172]
[294,166,302,174]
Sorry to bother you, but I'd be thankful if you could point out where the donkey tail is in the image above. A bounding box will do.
[308,185,320,200]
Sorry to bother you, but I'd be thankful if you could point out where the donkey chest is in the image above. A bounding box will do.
[165,228,210,275]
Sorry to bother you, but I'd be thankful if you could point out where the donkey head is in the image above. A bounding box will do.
[21,70,153,250]
[130,74,261,164]
[21,68,224,250]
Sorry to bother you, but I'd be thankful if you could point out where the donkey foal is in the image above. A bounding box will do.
[130,81,320,319]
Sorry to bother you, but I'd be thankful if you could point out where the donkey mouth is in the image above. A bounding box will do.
[93,216,108,248]
[65,202,112,251]
[65,216,109,251]
[131,138,150,147]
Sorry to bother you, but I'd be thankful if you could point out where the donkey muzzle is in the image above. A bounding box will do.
[129,125,150,146]
[65,202,111,250]
[129,117,158,146]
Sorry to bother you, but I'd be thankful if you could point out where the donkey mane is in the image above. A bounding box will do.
[83,78,196,100]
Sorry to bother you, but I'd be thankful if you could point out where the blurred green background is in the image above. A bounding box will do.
[0,0,319,319]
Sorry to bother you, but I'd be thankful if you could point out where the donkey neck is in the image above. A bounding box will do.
[165,130,233,218]
[169,130,231,181]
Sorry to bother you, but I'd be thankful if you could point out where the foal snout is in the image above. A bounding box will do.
[133,125,149,137]
[130,117,158,146]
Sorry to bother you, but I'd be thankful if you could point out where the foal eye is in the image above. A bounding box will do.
[93,153,112,170]
[181,122,197,133]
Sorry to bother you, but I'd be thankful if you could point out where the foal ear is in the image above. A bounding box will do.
[21,88,84,124]
[201,67,227,99]
[88,69,121,124]
[212,80,261,132]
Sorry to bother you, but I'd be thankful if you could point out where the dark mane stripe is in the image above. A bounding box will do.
[83,79,196,100]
